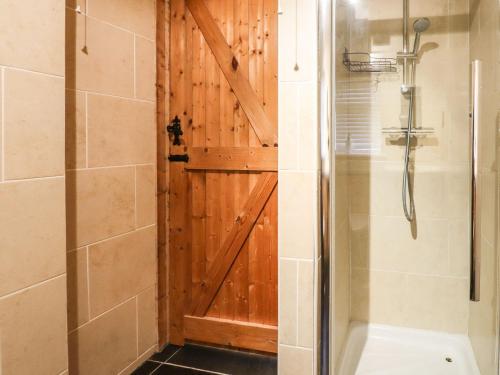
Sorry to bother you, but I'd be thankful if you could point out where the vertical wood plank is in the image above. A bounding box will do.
[169,0,189,345]
[232,0,250,322]
[157,0,169,347]
[247,0,265,323]
[204,0,222,319]
[191,20,207,299]
[262,0,278,325]
[219,0,236,320]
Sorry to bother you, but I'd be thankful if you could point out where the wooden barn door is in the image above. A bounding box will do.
[168,0,278,353]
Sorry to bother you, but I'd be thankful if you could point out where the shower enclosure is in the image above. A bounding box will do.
[325,0,500,373]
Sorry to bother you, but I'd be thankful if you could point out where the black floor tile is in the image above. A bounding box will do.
[150,344,182,362]
[132,361,162,375]
[152,364,215,375]
[168,344,277,375]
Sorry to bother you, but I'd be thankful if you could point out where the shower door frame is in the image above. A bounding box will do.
[317,0,335,374]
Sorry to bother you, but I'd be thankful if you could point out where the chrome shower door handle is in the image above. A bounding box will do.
[470,59,481,302]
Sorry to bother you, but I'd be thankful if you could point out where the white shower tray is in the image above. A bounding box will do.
[337,322,480,375]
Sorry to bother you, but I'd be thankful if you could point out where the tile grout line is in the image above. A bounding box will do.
[295,260,300,346]
[85,91,89,168]
[0,273,66,301]
[149,362,162,375]
[134,165,138,228]
[133,34,137,99]
[117,344,159,375]
[0,64,64,79]
[67,162,156,172]
[279,343,313,351]
[86,246,91,321]
[78,223,156,249]
[68,294,138,335]
[350,266,470,280]
[1,174,65,184]
[146,347,182,365]
[65,87,155,104]
[135,296,139,357]
[64,5,155,42]
[164,347,182,363]
[67,223,156,252]
[160,363,229,375]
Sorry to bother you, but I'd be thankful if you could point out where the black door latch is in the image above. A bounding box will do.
[168,154,189,163]
[166,116,183,145]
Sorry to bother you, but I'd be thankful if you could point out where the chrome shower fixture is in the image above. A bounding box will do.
[412,18,431,54]
[398,2,431,222]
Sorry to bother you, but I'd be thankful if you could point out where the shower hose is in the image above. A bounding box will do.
[402,88,415,222]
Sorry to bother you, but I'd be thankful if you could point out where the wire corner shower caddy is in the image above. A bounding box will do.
[343,48,397,73]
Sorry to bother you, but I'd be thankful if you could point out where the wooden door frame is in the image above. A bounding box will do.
[156,0,279,351]
[156,0,169,348]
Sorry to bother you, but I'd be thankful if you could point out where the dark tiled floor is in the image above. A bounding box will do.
[132,344,277,375]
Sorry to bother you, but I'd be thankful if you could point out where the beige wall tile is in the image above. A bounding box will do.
[4,69,65,179]
[136,165,157,228]
[66,89,87,169]
[0,178,66,296]
[87,94,155,167]
[405,274,469,333]
[351,215,449,276]
[137,287,158,354]
[135,36,156,101]
[66,10,134,97]
[298,261,314,348]
[278,171,316,259]
[448,219,470,278]
[278,83,299,170]
[349,162,469,220]
[278,0,317,82]
[279,259,297,345]
[351,269,407,326]
[0,0,64,75]
[68,299,137,375]
[66,167,135,248]
[67,248,90,330]
[278,345,313,375]
[479,171,496,245]
[88,0,156,39]
[0,276,68,375]
[88,226,157,316]
[298,82,318,171]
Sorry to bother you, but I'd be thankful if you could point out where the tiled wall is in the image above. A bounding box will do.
[65,1,158,374]
[0,1,68,374]
[338,0,471,333]
[468,0,500,373]
[277,0,318,374]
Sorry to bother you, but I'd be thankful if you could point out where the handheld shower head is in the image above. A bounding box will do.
[413,17,431,33]
[412,18,431,53]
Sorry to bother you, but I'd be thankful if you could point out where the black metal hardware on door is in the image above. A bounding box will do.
[166,116,189,163]
[166,116,183,145]
[168,154,189,163]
